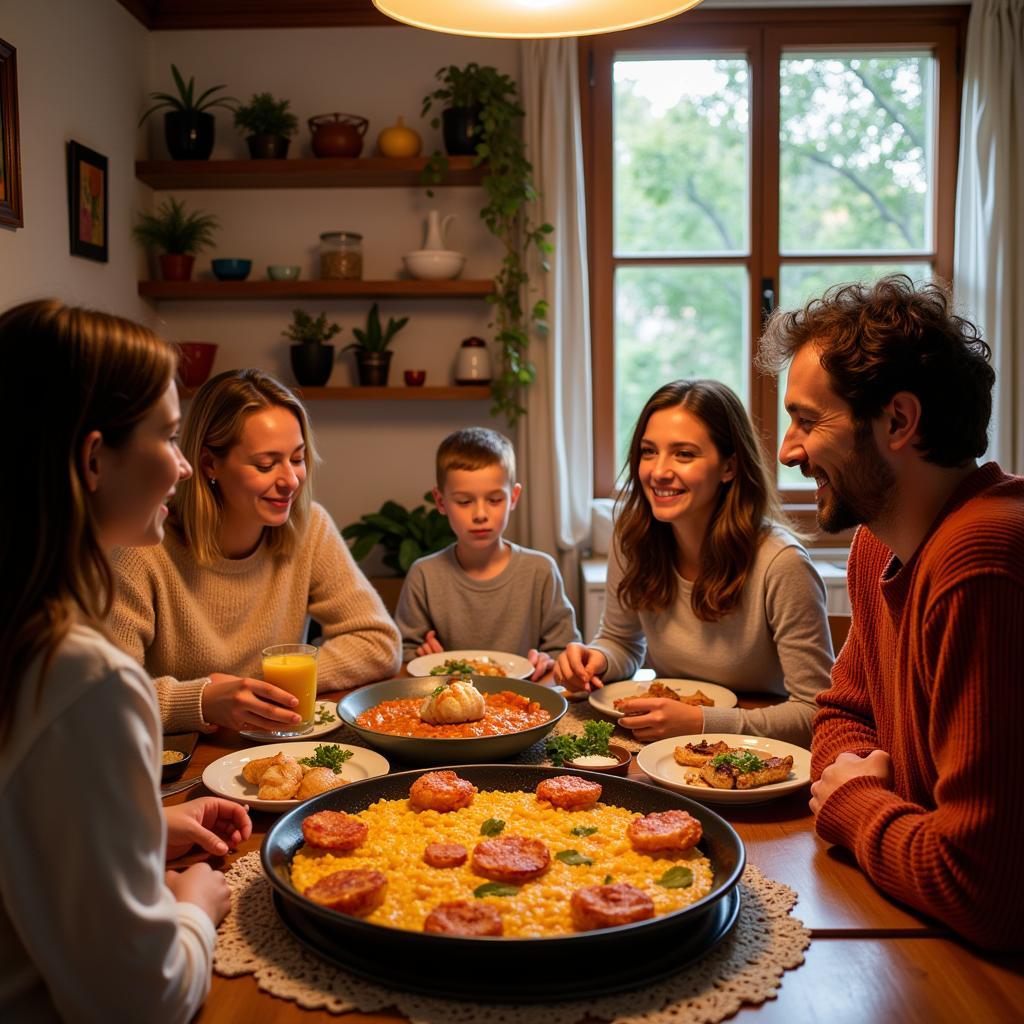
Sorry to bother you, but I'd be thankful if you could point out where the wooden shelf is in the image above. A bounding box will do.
[180,385,492,402]
[139,279,494,300]
[135,156,484,190]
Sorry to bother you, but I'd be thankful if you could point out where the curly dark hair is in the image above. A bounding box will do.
[757,275,994,467]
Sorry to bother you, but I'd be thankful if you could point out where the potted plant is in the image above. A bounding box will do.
[343,303,409,386]
[233,92,299,159]
[139,64,237,160]
[132,197,219,282]
[423,63,553,424]
[283,309,341,387]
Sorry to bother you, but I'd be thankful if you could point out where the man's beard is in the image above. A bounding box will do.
[816,425,896,533]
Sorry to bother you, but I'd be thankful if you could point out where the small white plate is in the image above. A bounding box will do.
[589,679,738,719]
[202,741,390,813]
[240,700,344,744]
[636,733,811,805]
[406,649,534,680]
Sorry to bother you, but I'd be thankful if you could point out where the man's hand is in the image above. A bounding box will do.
[810,749,892,816]
[415,630,445,657]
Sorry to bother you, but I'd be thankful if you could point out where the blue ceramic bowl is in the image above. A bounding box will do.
[212,258,252,281]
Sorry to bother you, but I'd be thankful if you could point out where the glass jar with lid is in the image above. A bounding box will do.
[319,231,363,280]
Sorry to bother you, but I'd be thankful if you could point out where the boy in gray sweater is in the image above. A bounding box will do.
[395,427,580,679]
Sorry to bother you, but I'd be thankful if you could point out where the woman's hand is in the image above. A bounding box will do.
[202,672,302,732]
[810,749,892,816]
[616,698,704,741]
[165,863,232,927]
[165,797,253,861]
[416,630,445,657]
[527,649,554,681]
[553,643,608,692]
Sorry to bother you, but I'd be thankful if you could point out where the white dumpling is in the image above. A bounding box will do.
[419,680,486,724]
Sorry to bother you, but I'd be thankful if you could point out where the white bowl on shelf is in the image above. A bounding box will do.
[403,249,465,281]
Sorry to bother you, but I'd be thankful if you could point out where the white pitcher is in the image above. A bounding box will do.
[424,210,456,251]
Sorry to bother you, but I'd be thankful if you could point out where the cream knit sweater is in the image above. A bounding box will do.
[110,502,402,733]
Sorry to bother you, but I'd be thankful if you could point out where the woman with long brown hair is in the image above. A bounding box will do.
[554,379,832,745]
[110,368,401,735]
[0,300,250,1021]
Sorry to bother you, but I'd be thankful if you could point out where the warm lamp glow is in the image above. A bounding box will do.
[372,0,706,39]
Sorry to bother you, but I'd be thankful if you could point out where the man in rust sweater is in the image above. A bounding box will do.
[758,275,1024,950]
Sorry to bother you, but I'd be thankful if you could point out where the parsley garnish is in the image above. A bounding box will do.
[545,720,615,766]
[313,705,336,725]
[429,659,476,676]
[657,866,694,889]
[570,825,599,837]
[474,881,519,898]
[603,874,613,884]
[480,818,506,837]
[297,743,353,774]
[709,751,765,774]
[555,849,593,866]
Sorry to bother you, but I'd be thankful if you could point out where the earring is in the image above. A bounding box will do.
[209,477,217,487]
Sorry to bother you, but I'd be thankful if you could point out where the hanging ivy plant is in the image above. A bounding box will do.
[423,63,554,425]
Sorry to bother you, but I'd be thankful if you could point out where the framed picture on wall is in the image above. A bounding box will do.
[0,36,24,229]
[67,140,109,262]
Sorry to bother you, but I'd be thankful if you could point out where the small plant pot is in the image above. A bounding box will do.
[159,253,195,282]
[403,370,426,387]
[164,110,215,160]
[290,342,335,387]
[247,133,290,159]
[354,350,392,386]
[442,106,484,156]
[176,342,218,389]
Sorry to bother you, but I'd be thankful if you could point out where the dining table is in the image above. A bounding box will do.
[166,684,1024,1024]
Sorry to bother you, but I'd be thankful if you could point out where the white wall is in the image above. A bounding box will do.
[0,0,148,316]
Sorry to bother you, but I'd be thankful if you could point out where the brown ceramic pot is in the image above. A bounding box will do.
[159,253,195,281]
[308,113,369,158]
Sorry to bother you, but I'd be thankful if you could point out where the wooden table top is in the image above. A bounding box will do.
[169,689,1024,1023]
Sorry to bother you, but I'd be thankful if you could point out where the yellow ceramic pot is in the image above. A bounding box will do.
[377,116,422,158]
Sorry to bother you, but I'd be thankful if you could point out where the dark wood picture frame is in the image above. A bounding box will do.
[0,36,23,229]
[67,140,109,262]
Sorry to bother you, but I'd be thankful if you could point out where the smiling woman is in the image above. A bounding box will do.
[108,368,401,735]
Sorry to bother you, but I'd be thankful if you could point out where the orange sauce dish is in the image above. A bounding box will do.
[356,690,550,738]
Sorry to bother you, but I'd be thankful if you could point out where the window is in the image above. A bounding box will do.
[581,6,966,506]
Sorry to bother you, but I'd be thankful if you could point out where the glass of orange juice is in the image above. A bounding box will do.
[259,643,318,738]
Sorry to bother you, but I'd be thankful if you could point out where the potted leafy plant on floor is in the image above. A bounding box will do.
[234,92,299,159]
[132,197,219,282]
[283,309,342,387]
[422,63,553,424]
[139,64,237,160]
[343,303,409,386]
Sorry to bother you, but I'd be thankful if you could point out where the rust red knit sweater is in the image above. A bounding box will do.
[812,462,1024,950]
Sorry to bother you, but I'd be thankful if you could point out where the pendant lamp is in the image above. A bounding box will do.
[372,1,705,39]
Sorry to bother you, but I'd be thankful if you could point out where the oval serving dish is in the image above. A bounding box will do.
[262,764,744,1001]
[336,675,567,766]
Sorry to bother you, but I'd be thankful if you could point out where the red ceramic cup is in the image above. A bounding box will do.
[176,342,218,389]
[404,370,426,387]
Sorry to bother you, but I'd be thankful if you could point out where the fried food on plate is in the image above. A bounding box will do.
[258,757,303,800]
[673,739,732,767]
[700,751,794,790]
[296,765,349,800]
[242,751,288,785]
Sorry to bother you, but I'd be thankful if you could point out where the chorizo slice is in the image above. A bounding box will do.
[423,841,468,868]
[423,900,503,936]
[409,770,477,812]
[304,869,387,917]
[570,883,655,931]
[301,810,369,851]
[626,809,702,852]
[472,835,550,884]
[535,775,603,810]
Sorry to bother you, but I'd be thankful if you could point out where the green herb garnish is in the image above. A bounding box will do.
[474,881,519,898]
[657,866,694,889]
[555,849,593,866]
[429,683,448,698]
[313,705,336,725]
[571,825,599,837]
[480,818,506,837]
[297,743,353,774]
[709,751,765,774]
[545,720,615,766]
[603,874,613,884]
[429,659,476,676]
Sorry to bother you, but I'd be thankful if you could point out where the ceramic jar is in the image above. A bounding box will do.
[377,116,422,158]
[308,113,368,158]
[455,336,492,384]
[320,231,363,280]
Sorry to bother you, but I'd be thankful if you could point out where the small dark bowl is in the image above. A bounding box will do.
[565,742,632,776]
[403,369,427,386]
[211,258,252,281]
[161,732,198,782]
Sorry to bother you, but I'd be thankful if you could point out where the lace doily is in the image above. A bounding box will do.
[215,851,809,1023]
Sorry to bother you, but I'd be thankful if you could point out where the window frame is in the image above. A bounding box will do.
[580,4,968,523]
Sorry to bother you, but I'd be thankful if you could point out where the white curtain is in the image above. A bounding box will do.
[954,0,1024,474]
[515,39,593,607]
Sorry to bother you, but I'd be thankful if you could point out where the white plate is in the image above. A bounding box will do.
[635,733,811,805]
[406,649,534,680]
[202,741,390,813]
[239,700,344,744]
[589,679,738,719]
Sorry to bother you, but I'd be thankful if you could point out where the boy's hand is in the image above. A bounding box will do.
[416,630,444,657]
[553,643,608,692]
[527,649,553,681]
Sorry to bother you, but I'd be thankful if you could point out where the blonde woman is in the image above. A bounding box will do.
[0,300,251,1021]
[111,368,401,734]
[554,379,833,747]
